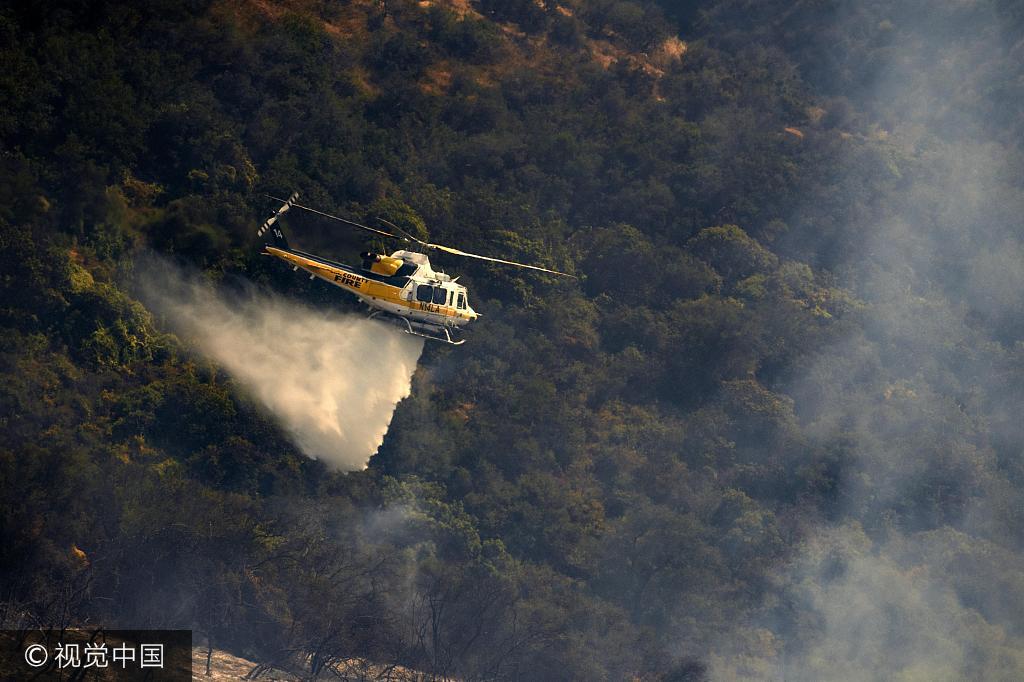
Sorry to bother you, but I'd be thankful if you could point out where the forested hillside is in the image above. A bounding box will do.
[4,0,1024,678]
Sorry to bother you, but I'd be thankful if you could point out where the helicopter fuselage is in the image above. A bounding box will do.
[264,246,478,335]
[257,191,567,344]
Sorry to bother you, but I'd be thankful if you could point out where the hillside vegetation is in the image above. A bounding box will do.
[4,0,1024,679]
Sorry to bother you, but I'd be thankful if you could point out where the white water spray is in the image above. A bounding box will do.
[140,260,423,470]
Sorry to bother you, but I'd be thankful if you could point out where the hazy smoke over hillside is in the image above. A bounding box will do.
[139,260,423,470]
[711,2,1024,678]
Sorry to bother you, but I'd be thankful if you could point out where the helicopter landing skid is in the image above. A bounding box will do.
[368,311,466,345]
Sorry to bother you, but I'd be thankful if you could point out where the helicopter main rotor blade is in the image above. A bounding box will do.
[375,216,427,246]
[371,215,573,276]
[427,243,576,278]
[263,194,408,242]
[264,193,574,277]
[377,213,574,277]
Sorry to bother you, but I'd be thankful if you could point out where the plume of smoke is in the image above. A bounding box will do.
[708,2,1024,677]
[138,258,423,470]
[711,524,1024,680]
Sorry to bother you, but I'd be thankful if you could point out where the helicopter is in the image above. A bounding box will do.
[257,192,574,345]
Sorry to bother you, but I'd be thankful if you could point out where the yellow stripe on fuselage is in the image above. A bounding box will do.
[265,247,466,320]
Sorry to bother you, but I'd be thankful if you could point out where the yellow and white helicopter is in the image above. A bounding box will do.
[258,192,573,344]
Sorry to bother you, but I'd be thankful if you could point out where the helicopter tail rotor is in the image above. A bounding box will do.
[258,191,299,250]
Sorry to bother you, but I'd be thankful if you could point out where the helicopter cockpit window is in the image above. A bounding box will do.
[395,263,417,278]
[432,287,447,305]
[416,285,433,302]
[457,293,466,309]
